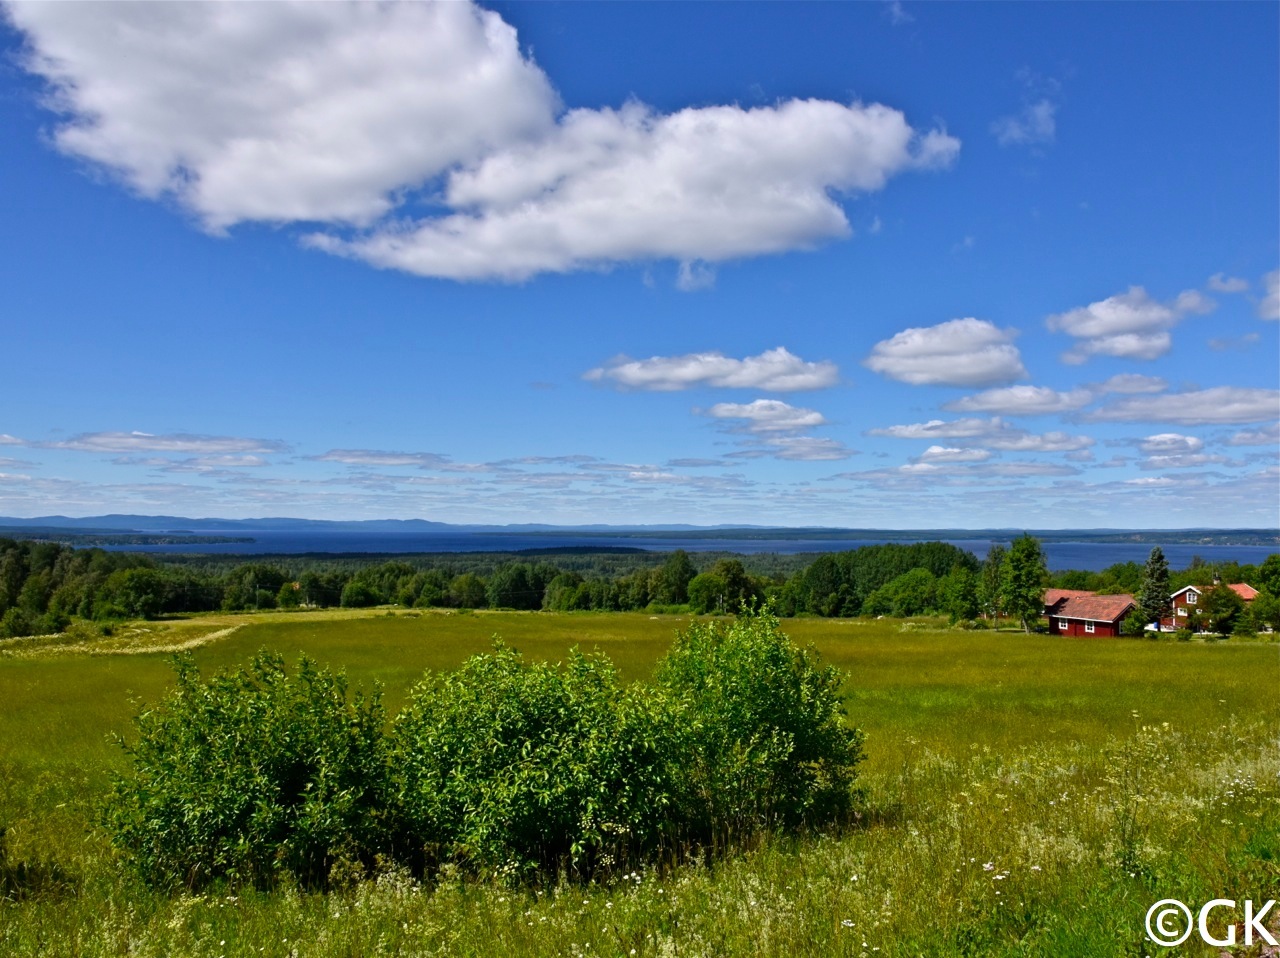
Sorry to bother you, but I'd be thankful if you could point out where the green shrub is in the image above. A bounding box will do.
[103,652,388,889]
[388,643,676,881]
[105,611,865,888]
[654,608,865,843]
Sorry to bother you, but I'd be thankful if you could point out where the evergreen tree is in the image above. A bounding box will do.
[1136,546,1172,630]
[1002,535,1047,633]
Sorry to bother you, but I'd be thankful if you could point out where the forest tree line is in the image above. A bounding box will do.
[1,535,1278,639]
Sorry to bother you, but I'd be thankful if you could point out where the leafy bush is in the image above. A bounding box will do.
[653,608,865,843]
[106,610,865,887]
[389,644,675,880]
[103,652,387,889]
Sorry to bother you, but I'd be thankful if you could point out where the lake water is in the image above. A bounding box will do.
[102,529,1277,572]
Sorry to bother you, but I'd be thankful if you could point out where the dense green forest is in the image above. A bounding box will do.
[1,536,1278,640]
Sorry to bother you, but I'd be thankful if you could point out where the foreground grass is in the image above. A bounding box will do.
[1,611,1278,956]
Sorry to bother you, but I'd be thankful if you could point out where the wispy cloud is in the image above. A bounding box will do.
[48,431,289,455]
[868,417,1094,453]
[991,99,1056,147]
[1087,387,1280,425]
[883,1,914,26]
[1226,423,1279,447]
[1207,273,1248,293]
[1089,373,1168,395]
[309,449,453,468]
[1260,270,1280,320]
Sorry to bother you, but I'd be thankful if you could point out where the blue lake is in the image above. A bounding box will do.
[102,530,1277,572]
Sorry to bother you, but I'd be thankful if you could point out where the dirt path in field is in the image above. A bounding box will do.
[0,623,244,658]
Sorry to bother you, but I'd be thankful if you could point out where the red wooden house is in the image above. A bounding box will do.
[1045,592,1135,637]
[1160,582,1258,631]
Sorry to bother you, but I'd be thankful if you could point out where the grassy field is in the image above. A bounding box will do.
[2,610,1278,956]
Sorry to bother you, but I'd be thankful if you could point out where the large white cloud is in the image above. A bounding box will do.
[863,318,1026,387]
[585,347,838,392]
[311,98,959,280]
[1087,387,1280,425]
[6,1,959,280]
[1046,286,1215,364]
[7,1,558,231]
[944,385,1092,415]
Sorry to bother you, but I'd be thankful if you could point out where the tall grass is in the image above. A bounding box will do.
[2,611,1277,955]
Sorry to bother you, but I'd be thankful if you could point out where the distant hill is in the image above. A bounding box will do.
[0,515,1274,547]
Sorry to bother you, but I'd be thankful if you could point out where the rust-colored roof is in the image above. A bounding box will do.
[1051,593,1135,623]
[1044,588,1095,608]
[1172,583,1259,601]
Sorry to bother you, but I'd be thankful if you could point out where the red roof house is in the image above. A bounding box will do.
[1161,582,1258,630]
[1044,589,1096,615]
[1047,593,1135,637]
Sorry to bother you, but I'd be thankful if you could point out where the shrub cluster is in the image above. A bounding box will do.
[103,609,864,888]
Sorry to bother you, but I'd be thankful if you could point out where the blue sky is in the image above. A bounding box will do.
[0,1,1276,528]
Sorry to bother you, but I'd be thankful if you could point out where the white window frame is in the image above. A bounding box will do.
[1177,607,1186,616]
[1085,622,1095,634]
[1186,591,1197,604]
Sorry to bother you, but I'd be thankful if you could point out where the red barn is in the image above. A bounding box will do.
[1046,593,1135,637]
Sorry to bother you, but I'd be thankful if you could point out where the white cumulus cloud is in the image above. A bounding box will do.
[312,98,959,281]
[6,1,558,231]
[1139,434,1204,455]
[1046,286,1215,364]
[8,1,960,282]
[585,347,838,392]
[944,385,1092,415]
[705,399,826,433]
[863,318,1027,387]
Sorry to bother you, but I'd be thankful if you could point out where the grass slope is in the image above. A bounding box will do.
[1,610,1277,956]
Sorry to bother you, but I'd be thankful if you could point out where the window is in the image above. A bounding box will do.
[1085,622,1095,634]
[1177,607,1186,616]
[1186,591,1197,604]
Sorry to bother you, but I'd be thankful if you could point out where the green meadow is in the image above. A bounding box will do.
[2,610,1278,956]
